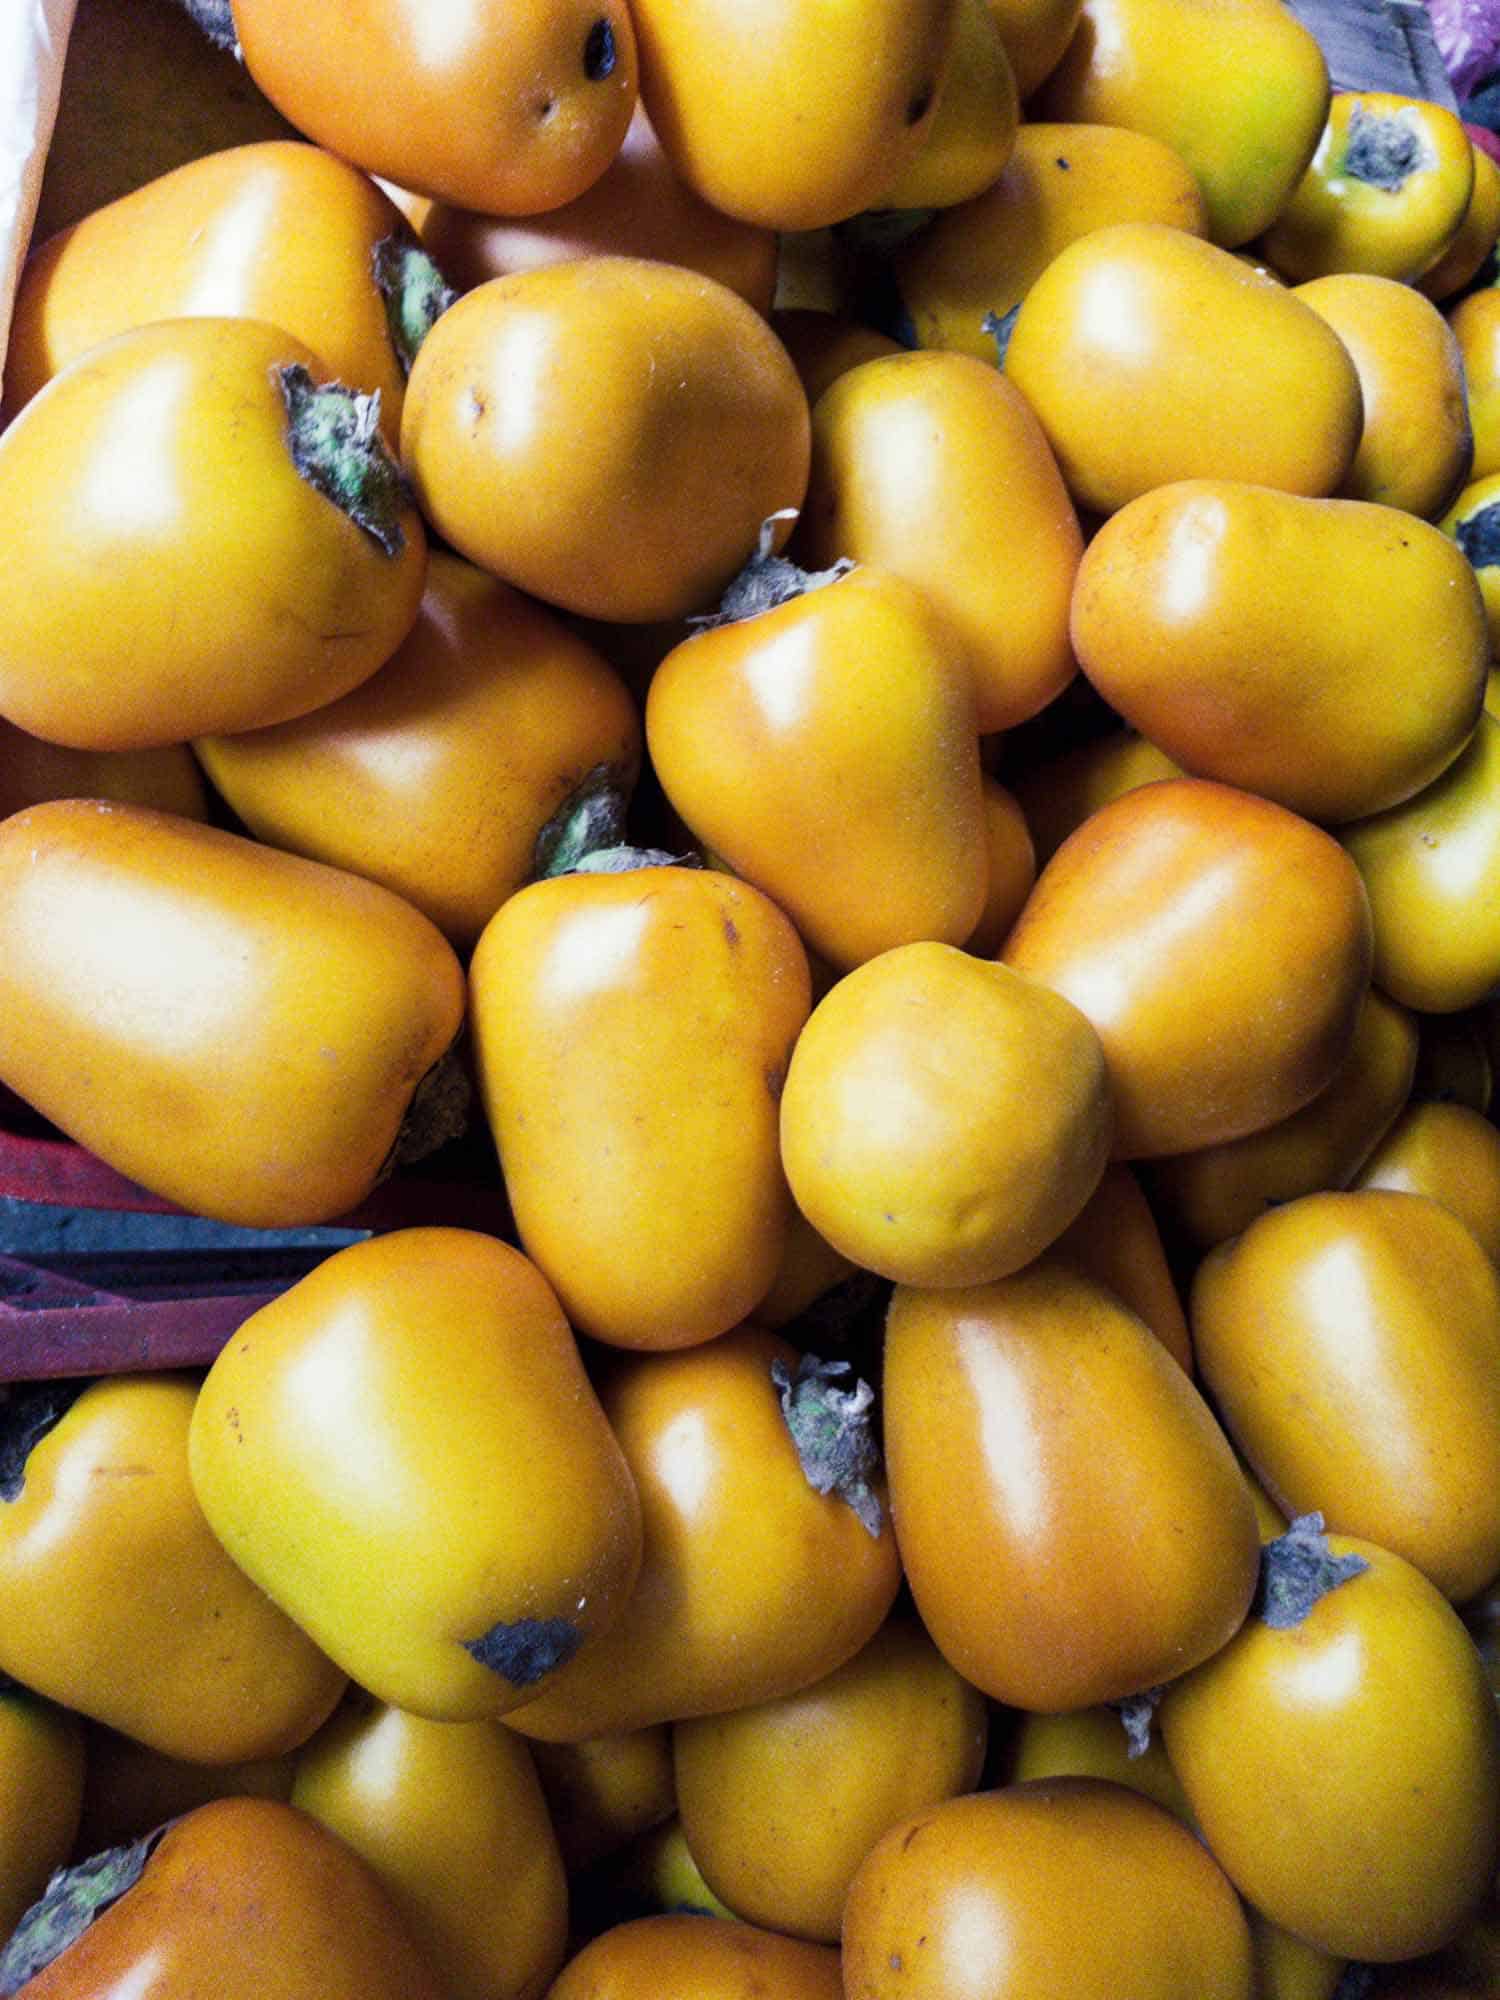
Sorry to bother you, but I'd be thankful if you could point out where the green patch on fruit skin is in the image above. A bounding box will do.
[464,1615,583,1688]
[372,237,458,376]
[1342,105,1429,191]
[0,1382,88,1504]
[1455,503,1500,571]
[0,1825,168,1995]
[278,365,408,558]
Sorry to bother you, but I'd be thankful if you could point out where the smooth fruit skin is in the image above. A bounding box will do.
[1294,273,1473,520]
[1004,1707,1194,1825]
[1191,1189,1500,1603]
[779,943,1112,1288]
[645,568,988,971]
[795,349,1082,734]
[672,1616,988,1942]
[624,0,960,230]
[963,773,1037,957]
[0,1691,84,1945]
[1002,778,1374,1159]
[894,121,1209,362]
[232,0,639,214]
[1353,1098,1500,1264]
[470,866,810,1351]
[4,140,417,425]
[883,1260,1261,1712]
[1340,710,1500,1015]
[1050,1161,1194,1372]
[188,1228,643,1722]
[984,0,1082,102]
[1070,481,1488,825]
[0,317,427,751]
[0,720,209,823]
[1009,727,1183,870]
[1420,137,1500,301]
[1035,0,1329,247]
[399,257,810,624]
[0,800,467,1228]
[196,549,642,950]
[0,1375,346,1764]
[501,1326,903,1742]
[291,1695,569,2000]
[528,1729,676,1873]
[873,0,1019,213]
[840,1778,1255,2000]
[417,102,779,312]
[10,1797,450,1999]
[542,1913,842,2000]
[1145,984,1419,1255]
[1003,223,1362,517]
[1450,285,1500,482]
[1157,1535,1500,1963]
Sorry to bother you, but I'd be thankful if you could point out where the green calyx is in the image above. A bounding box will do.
[0,1381,88,1504]
[693,513,854,631]
[388,1044,472,1171]
[278,364,407,557]
[533,763,635,880]
[372,235,457,375]
[772,1352,884,1537]
[982,303,1021,369]
[0,1826,167,1995]
[1254,1512,1370,1629]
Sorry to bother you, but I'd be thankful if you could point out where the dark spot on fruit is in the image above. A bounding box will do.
[535,95,557,121]
[1055,155,1071,169]
[584,17,617,80]
[905,83,934,125]
[464,1615,582,1686]
[722,913,740,950]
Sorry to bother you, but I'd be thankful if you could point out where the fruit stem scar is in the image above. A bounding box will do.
[1342,105,1431,191]
[463,1614,582,1686]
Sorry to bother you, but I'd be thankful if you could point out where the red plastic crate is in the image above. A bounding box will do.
[0,1091,515,1379]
